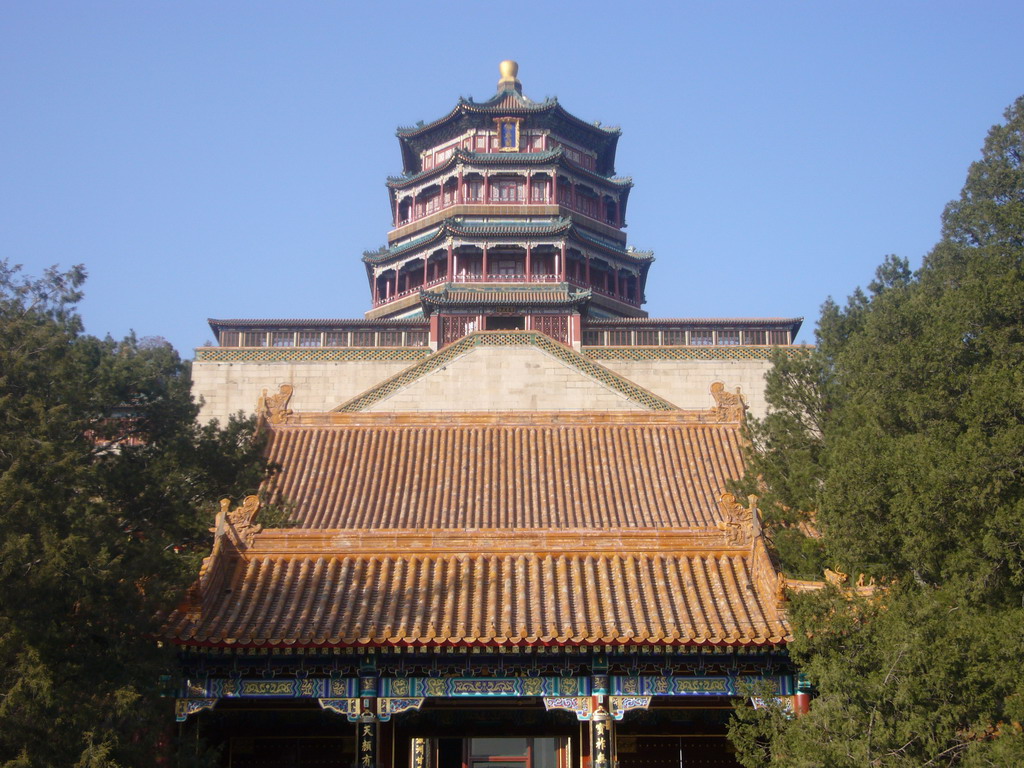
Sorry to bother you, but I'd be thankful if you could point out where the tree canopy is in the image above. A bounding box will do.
[730,96,1024,765]
[0,263,266,767]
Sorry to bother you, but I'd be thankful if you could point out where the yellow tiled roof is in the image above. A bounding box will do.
[263,412,745,529]
[168,411,791,649]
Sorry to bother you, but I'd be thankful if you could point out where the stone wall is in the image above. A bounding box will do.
[192,348,777,422]
[192,360,415,423]
[594,358,774,417]
[365,346,646,412]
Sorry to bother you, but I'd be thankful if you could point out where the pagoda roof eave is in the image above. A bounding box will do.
[396,93,621,175]
[363,218,651,266]
[419,286,592,310]
[386,147,634,191]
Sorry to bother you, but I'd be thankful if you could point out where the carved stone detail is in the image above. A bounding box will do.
[717,493,758,546]
[710,381,747,422]
[258,384,294,425]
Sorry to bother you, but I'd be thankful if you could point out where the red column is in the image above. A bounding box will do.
[525,244,532,279]
[428,314,440,349]
[411,194,417,222]
[423,257,428,286]
[482,245,489,279]
[615,197,621,227]
[560,243,567,281]
[446,243,453,281]
[372,272,379,304]
[458,170,464,204]
[585,255,591,284]
[793,692,811,716]
[483,175,490,205]
[552,174,559,205]
[614,269,620,298]
[394,199,400,228]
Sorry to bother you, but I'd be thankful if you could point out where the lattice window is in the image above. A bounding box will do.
[241,331,267,347]
[767,329,791,345]
[743,329,767,345]
[441,316,475,345]
[491,179,522,202]
[298,332,321,347]
[607,330,632,346]
[532,315,568,344]
[691,329,714,345]
[465,181,484,202]
[662,329,685,345]
[379,331,403,347]
[406,331,429,347]
[271,332,294,347]
[352,331,375,347]
[324,331,348,347]
[582,330,604,346]
[717,329,741,345]
[218,330,240,347]
[635,330,659,346]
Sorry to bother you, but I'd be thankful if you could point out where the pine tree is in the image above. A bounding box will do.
[729,96,1024,765]
[0,262,266,767]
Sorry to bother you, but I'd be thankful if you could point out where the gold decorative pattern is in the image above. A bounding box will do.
[710,382,747,423]
[258,384,294,425]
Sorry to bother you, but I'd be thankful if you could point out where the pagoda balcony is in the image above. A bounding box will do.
[390,197,624,242]
[566,275,641,307]
[371,273,641,310]
[371,274,564,308]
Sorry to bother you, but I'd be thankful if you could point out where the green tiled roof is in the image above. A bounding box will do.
[362,217,651,265]
[386,147,633,190]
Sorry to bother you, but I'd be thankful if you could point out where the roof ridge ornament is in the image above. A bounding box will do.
[717,492,759,546]
[710,381,748,423]
[258,383,294,426]
[217,495,263,548]
[497,60,522,94]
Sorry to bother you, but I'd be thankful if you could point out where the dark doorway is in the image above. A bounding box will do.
[485,316,525,330]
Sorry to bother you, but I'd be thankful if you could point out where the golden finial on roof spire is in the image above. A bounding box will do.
[498,60,522,93]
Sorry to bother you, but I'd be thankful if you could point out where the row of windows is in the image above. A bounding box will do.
[582,328,791,346]
[216,330,429,348]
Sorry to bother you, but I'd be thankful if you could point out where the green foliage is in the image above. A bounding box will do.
[0,262,266,767]
[731,96,1024,765]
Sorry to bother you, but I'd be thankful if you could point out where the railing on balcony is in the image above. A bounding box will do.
[566,275,640,306]
[393,188,620,229]
[373,274,565,307]
[453,273,561,284]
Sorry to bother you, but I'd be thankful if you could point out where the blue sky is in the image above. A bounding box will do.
[3,1,1022,352]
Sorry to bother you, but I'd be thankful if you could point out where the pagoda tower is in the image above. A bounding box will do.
[364,61,652,348]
